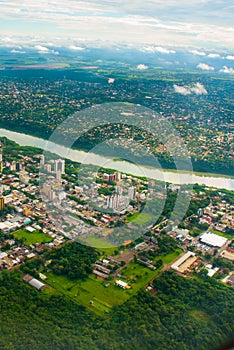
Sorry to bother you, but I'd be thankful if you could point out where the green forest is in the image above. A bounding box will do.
[1,270,233,350]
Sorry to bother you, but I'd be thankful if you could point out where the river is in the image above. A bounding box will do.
[0,128,234,191]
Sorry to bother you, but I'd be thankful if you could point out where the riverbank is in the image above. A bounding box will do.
[0,128,234,191]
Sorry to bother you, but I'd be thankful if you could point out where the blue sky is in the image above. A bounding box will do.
[0,0,233,49]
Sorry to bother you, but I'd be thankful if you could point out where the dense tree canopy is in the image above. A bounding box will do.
[44,242,100,279]
[1,270,233,350]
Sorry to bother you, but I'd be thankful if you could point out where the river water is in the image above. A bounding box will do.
[1,128,234,191]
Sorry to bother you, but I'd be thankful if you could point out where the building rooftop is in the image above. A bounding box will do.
[200,232,227,248]
[29,278,45,290]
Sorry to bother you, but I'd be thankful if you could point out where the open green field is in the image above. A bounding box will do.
[126,212,153,225]
[45,262,162,316]
[44,248,182,316]
[13,229,53,245]
[81,236,117,256]
[45,272,130,316]
[159,248,183,264]
[121,261,162,288]
[210,229,233,240]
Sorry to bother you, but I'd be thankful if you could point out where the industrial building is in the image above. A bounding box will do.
[200,232,227,248]
[171,251,197,273]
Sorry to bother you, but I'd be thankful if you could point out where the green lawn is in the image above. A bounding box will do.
[81,236,117,256]
[44,249,183,317]
[210,229,233,240]
[13,229,53,245]
[159,248,183,264]
[121,261,162,290]
[45,272,130,316]
[126,212,153,225]
[45,261,162,317]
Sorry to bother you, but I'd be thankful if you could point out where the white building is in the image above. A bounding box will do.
[171,251,197,272]
[116,280,130,289]
[54,159,65,174]
[128,186,136,200]
[40,155,45,166]
[200,232,227,248]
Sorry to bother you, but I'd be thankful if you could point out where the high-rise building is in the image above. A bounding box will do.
[0,196,5,210]
[0,146,2,173]
[54,159,65,174]
[115,172,121,181]
[128,186,136,200]
[16,162,22,172]
[10,161,16,171]
[115,185,123,195]
[56,171,61,181]
[44,164,52,173]
[40,155,45,166]
[48,189,56,201]
[107,194,119,210]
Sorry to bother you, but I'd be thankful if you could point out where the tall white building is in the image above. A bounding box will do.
[0,147,2,173]
[44,164,52,173]
[128,186,136,200]
[107,194,119,210]
[115,172,121,181]
[40,155,45,166]
[54,159,65,174]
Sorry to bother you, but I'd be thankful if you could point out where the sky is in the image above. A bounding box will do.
[0,0,234,49]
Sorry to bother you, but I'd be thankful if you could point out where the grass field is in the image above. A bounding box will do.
[159,248,183,264]
[45,273,130,316]
[126,212,153,225]
[45,261,162,316]
[44,249,182,316]
[210,229,233,240]
[13,229,53,245]
[81,236,117,256]
[121,261,162,289]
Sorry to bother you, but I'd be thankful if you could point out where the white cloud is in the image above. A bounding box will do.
[225,55,234,60]
[68,45,85,51]
[190,50,206,56]
[207,53,220,58]
[34,45,49,53]
[34,45,59,54]
[197,63,214,71]
[10,49,25,53]
[154,46,176,54]
[174,85,192,95]
[219,66,234,74]
[141,46,176,54]
[174,82,208,95]
[191,82,208,95]
[1,37,13,43]
[0,1,233,49]
[136,64,148,70]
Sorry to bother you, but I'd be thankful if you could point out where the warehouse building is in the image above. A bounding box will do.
[200,232,227,248]
[23,274,46,291]
[171,251,197,273]
[29,278,46,291]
